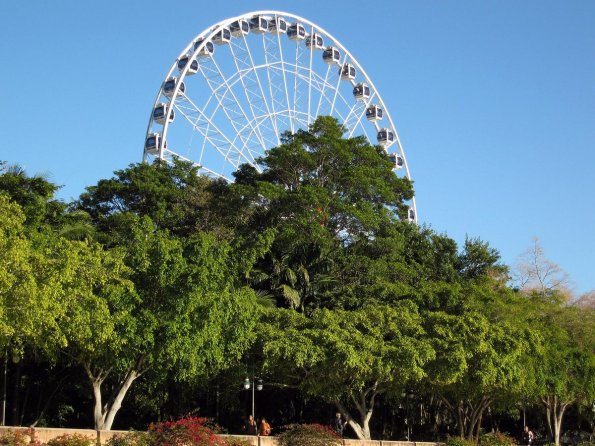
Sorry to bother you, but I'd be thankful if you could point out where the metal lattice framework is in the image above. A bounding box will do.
[143,11,418,222]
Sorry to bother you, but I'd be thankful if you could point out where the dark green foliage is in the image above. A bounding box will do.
[76,159,231,239]
[446,436,477,446]
[479,432,517,446]
[277,424,341,446]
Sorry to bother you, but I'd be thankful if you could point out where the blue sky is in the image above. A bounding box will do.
[1,1,593,295]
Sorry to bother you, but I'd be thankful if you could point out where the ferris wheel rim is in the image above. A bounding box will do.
[143,10,418,223]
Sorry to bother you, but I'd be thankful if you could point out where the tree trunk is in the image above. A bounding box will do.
[11,359,21,426]
[542,395,570,446]
[466,396,491,440]
[335,384,378,441]
[85,362,143,431]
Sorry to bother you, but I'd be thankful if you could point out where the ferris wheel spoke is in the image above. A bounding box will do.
[344,92,376,137]
[314,64,332,119]
[228,37,271,154]
[174,94,256,169]
[274,26,293,137]
[198,55,263,164]
[306,25,315,126]
[262,33,282,145]
[238,34,279,149]
[329,55,349,116]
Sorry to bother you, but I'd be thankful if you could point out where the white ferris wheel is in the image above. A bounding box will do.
[144,11,417,223]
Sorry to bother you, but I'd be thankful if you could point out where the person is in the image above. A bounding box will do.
[333,412,347,437]
[243,415,257,435]
[522,426,534,445]
[259,417,272,436]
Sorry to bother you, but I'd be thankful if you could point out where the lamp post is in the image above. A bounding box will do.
[244,376,263,419]
[402,391,414,441]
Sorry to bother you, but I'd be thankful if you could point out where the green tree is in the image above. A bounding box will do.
[76,159,231,239]
[529,304,595,445]
[64,214,269,430]
[260,302,433,440]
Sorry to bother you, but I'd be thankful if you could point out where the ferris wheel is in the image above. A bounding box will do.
[143,11,417,222]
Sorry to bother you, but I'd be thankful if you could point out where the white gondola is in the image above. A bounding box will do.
[377,128,394,146]
[366,105,383,121]
[287,23,306,40]
[388,153,404,170]
[163,77,185,97]
[268,16,287,34]
[212,27,231,45]
[152,104,175,125]
[353,83,370,100]
[145,133,166,154]
[322,46,340,64]
[305,33,324,50]
[249,15,268,33]
[177,56,199,75]
[230,19,249,37]
[193,38,214,58]
[339,63,356,80]
[407,208,415,222]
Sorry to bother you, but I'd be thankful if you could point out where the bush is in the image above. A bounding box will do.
[46,434,94,446]
[147,417,226,446]
[222,439,251,446]
[480,432,517,446]
[105,432,150,446]
[0,429,36,446]
[277,424,341,446]
[446,436,478,446]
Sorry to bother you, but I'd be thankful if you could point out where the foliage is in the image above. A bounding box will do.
[76,159,231,239]
[446,437,477,446]
[260,302,433,439]
[479,431,517,446]
[105,432,150,446]
[46,434,94,446]
[276,424,341,446]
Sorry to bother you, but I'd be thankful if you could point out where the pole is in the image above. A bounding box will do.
[251,375,255,419]
[1,349,6,426]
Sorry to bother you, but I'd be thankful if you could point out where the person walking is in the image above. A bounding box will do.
[259,417,272,436]
[243,415,257,435]
[522,426,534,445]
[333,412,347,437]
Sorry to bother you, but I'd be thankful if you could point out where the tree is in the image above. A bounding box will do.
[512,237,572,300]
[63,214,269,430]
[76,159,232,239]
[529,304,595,445]
[260,302,434,440]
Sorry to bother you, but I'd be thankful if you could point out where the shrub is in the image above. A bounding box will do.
[222,439,251,446]
[105,432,150,446]
[277,424,341,446]
[46,434,94,446]
[147,417,226,446]
[446,436,478,446]
[0,429,35,446]
[480,432,517,446]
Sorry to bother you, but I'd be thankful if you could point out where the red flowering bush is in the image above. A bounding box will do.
[47,434,94,446]
[147,417,226,446]
[277,424,341,446]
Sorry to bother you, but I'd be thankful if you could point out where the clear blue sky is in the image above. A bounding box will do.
[1,1,593,295]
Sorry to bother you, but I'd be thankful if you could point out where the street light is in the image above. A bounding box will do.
[244,376,263,420]
[402,391,414,441]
